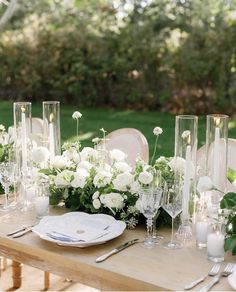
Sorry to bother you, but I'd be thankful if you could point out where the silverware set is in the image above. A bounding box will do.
[185,263,235,291]
[6,224,36,238]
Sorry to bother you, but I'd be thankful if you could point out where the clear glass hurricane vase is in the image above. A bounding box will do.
[206,114,228,218]
[139,186,163,248]
[175,115,198,241]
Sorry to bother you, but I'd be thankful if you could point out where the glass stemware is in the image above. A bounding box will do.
[139,186,163,248]
[0,162,16,211]
[162,180,183,249]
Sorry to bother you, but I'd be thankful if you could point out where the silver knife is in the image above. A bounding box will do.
[7,225,35,236]
[11,227,33,238]
[95,238,139,263]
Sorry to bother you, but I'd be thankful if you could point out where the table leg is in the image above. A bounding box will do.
[44,271,50,290]
[12,260,23,288]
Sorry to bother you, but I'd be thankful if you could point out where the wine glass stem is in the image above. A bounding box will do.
[4,185,9,207]
[171,217,174,243]
[147,217,153,242]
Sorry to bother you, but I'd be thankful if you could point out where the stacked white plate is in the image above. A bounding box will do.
[32,212,126,247]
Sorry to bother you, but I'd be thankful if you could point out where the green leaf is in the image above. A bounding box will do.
[220,192,236,209]
[227,168,236,184]
[224,236,236,252]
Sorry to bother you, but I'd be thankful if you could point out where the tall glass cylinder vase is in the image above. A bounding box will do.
[206,114,228,218]
[43,101,61,162]
[175,115,198,241]
[13,102,32,173]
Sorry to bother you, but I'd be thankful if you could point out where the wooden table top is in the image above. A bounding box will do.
[0,207,235,291]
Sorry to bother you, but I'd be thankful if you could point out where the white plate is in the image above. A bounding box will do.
[32,212,126,248]
[228,265,236,290]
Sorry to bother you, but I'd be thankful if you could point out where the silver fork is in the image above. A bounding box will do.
[199,263,235,292]
[184,264,220,290]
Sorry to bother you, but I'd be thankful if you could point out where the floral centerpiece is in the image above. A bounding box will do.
[36,112,177,228]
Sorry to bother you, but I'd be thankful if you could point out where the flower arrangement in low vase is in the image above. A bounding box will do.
[37,112,177,228]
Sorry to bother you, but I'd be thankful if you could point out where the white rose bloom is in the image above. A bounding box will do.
[100,192,124,209]
[80,147,99,161]
[197,176,214,193]
[93,170,112,187]
[92,191,100,200]
[113,172,134,191]
[168,157,186,174]
[54,170,74,187]
[32,147,50,163]
[72,111,82,119]
[153,126,163,136]
[71,169,88,188]
[114,162,132,173]
[130,180,141,194]
[52,155,69,169]
[93,198,101,209]
[138,171,153,185]
[109,149,126,162]
[77,161,93,171]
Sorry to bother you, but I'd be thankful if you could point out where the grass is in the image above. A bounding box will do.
[1,100,236,158]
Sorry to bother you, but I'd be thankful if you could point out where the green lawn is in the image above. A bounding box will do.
[1,101,236,158]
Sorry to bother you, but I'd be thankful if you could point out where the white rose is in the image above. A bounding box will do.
[54,170,74,187]
[93,198,101,209]
[197,176,214,193]
[130,180,141,194]
[71,169,88,188]
[100,192,124,209]
[138,171,153,185]
[153,126,163,136]
[113,172,134,191]
[93,170,112,187]
[77,161,93,171]
[72,111,82,119]
[114,162,132,173]
[92,191,100,200]
[52,155,69,169]
[109,149,126,162]
[32,146,50,164]
[168,157,186,174]
[80,147,99,161]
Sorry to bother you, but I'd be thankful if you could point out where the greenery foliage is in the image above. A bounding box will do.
[1,0,236,113]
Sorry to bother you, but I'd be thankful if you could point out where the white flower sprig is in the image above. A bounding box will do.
[151,126,163,166]
[72,111,82,137]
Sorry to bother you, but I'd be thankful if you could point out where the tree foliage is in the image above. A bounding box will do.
[1,0,236,114]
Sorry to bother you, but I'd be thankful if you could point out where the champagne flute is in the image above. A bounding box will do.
[0,162,15,211]
[139,186,163,248]
[162,180,183,249]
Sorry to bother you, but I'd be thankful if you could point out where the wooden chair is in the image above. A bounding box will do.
[197,138,236,191]
[105,128,149,166]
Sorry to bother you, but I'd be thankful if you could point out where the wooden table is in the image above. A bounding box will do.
[0,208,235,291]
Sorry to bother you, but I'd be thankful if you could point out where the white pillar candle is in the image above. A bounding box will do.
[21,107,28,172]
[49,113,55,161]
[213,126,220,188]
[207,232,224,258]
[196,220,208,245]
[35,196,49,218]
[182,144,191,220]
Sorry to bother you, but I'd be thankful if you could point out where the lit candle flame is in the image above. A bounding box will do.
[49,113,54,123]
[214,117,221,127]
[21,106,25,113]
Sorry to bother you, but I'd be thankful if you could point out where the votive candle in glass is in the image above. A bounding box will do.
[207,222,225,262]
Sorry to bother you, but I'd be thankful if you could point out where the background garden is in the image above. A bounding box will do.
[1,0,236,156]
